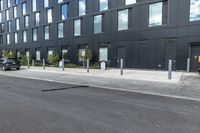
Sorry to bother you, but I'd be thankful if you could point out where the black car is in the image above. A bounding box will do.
[0,58,20,71]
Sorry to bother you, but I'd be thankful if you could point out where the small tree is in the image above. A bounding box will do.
[78,48,93,61]
[47,53,60,66]
[2,50,15,58]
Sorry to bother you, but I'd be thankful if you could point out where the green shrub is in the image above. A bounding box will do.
[64,63,80,68]
[47,53,60,66]
[34,61,43,66]
[90,63,100,69]
[2,50,15,58]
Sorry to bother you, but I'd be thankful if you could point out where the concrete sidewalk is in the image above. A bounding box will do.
[22,66,183,83]
[0,66,200,101]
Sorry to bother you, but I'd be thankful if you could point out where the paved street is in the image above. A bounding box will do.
[0,75,200,133]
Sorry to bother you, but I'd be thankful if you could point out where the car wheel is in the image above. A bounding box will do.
[2,65,6,71]
[16,67,20,70]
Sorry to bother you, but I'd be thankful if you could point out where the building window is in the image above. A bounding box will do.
[47,47,53,56]
[22,2,27,15]
[0,23,4,33]
[44,25,50,40]
[74,19,81,36]
[7,0,11,8]
[7,34,10,44]
[125,0,136,5]
[32,0,37,12]
[0,12,2,23]
[25,16,29,28]
[36,48,41,61]
[190,0,200,21]
[58,23,64,38]
[62,48,68,60]
[79,0,86,16]
[94,15,102,34]
[47,9,52,23]
[35,12,40,26]
[99,47,108,61]
[15,0,19,5]
[58,0,63,3]
[99,0,108,11]
[33,28,38,41]
[61,4,68,20]
[14,32,18,43]
[16,19,20,30]
[78,48,86,61]
[23,30,27,43]
[0,0,3,11]
[26,50,30,58]
[44,0,49,8]
[14,6,17,18]
[118,9,129,31]
[8,21,11,32]
[6,10,9,20]
[149,2,165,27]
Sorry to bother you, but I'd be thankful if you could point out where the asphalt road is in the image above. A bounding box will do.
[0,75,200,133]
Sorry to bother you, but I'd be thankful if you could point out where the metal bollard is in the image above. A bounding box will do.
[168,59,172,80]
[43,58,45,70]
[87,59,89,73]
[62,59,65,71]
[27,58,30,69]
[120,59,123,75]
[32,59,34,67]
[187,58,190,73]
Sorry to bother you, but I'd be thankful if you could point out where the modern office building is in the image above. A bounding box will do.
[0,0,200,71]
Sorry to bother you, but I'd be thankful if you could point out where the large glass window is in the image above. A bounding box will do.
[99,0,108,11]
[14,6,17,18]
[14,32,18,43]
[0,12,2,23]
[8,21,11,32]
[32,0,37,12]
[74,19,81,36]
[16,19,20,30]
[7,0,11,8]
[190,0,200,21]
[78,48,86,61]
[125,0,136,5]
[61,4,68,20]
[35,12,40,26]
[0,0,3,11]
[6,10,9,20]
[44,25,50,40]
[58,0,63,3]
[47,9,52,23]
[7,34,10,44]
[23,30,27,43]
[25,16,29,28]
[36,49,41,61]
[0,23,4,33]
[44,0,49,8]
[79,0,86,16]
[118,9,129,31]
[149,2,163,27]
[48,48,53,56]
[22,2,27,15]
[33,28,38,41]
[99,47,108,61]
[94,15,102,33]
[58,23,64,38]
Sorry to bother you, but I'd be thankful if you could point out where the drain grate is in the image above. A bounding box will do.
[41,85,89,92]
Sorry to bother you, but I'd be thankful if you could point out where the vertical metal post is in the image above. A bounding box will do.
[27,58,30,69]
[43,58,45,70]
[168,59,172,80]
[87,59,89,73]
[62,59,65,71]
[32,59,34,67]
[187,58,190,73]
[120,59,123,75]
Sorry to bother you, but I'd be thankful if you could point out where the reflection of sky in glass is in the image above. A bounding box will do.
[100,0,108,11]
[94,15,102,33]
[79,0,86,16]
[33,28,37,41]
[14,7,17,18]
[58,0,63,3]
[44,0,49,8]
[118,9,128,31]
[74,19,81,36]
[149,2,162,27]
[22,3,26,15]
[35,13,40,26]
[16,19,20,30]
[7,34,10,44]
[190,0,200,21]
[58,23,64,38]
[47,9,52,23]
[99,48,108,61]
[14,33,18,43]
[44,26,49,40]
[23,31,27,42]
[125,0,136,5]
[32,0,36,12]
[62,4,68,20]
[15,0,19,4]
[25,16,29,28]
[0,13,2,23]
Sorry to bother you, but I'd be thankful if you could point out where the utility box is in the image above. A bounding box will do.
[101,61,106,71]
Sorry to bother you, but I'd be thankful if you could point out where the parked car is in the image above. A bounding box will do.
[0,58,20,71]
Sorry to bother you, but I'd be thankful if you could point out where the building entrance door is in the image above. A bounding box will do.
[165,39,176,70]
[117,47,126,68]
[190,45,200,72]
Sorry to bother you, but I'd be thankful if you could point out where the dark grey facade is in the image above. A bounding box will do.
[0,0,200,71]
